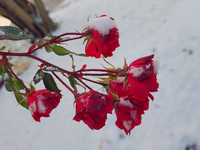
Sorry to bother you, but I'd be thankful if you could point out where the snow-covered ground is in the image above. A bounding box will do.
[0,0,200,149]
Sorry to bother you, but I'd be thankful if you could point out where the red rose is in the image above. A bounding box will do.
[115,97,149,135]
[108,77,132,98]
[73,90,114,130]
[127,54,159,101]
[83,15,120,58]
[28,89,62,122]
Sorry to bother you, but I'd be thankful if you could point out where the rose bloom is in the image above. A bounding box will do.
[83,15,120,58]
[127,54,160,101]
[28,89,62,122]
[73,90,114,130]
[115,97,149,135]
[108,77,132,98]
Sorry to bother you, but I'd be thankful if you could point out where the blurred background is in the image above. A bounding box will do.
[0,0,200,150]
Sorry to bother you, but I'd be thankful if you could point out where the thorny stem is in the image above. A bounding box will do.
[52,71,76,95]
[0,51,72,75]
[6,60,30,93]
[74,75,93,91]
[61,35,83,42]
[29,32,83,54]
[81,77,107,86]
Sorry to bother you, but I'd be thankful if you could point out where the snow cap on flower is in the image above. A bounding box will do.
[73,90,114,130]
[127,54,159,101]
[28,89,62,122]
[115,97,149,135]
[83,15,116,36]
[83,15,120,58]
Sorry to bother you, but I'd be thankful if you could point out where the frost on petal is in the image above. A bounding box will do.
[83,16,116,36]
[152,60,160,74]
[123,120,132,131]
[128,66,144,77]
[29,101,36,115]
[120,98,133,108]
[37,97,47,114]
[0,30,5,36]
[116,77,125,83]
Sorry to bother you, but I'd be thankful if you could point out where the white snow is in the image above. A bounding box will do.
[82,15,116,36]
[146,64,151,69]
[116,76,125,83]
[29,101,36,115]
[37,96,47,114]
[0,0,200,150]
[152,60,160,74]
[123,120,132,131]
[128,66,144,77]
[120,98,133,108]
[0,30,5,36]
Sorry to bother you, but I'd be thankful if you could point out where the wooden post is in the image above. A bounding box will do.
[0,0,56,38]
[34,0,57,31]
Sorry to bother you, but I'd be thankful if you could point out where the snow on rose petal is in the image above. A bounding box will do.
[28,89,62,122]
[127,55,160,101]
[73,90,114,130]
[115,97,149,135]
[83,15,120,58]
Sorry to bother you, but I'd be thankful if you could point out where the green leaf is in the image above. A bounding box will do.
[42,73,60,94]
[33,69,44,84]
[45,43,56,53]
[68,75,85,91]
[0,60,13,75]
[43,66,61,72]
[68,75,76,90]
[37,39,44,47]
[0,26,32,40]
[5,81,15,92]
[109,90,118,100]
[12,78,25,90]
[14,91,28,109]
[53,46,71,56]
[1,71,12,81]
[0,46,6,50]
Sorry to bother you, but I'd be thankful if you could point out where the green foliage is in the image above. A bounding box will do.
[0,26,32,41]
[14,91,28,109]
[42,73,60,94]
[53,46,71,56]
[33,69,44,84]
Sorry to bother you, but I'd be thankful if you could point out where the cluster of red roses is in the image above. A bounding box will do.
[26,15,159,135]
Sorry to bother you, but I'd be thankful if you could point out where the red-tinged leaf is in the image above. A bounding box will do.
[28,42,36,52]
[81,64,87,70]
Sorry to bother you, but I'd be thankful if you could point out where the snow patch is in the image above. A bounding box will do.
[123,120,132,131]
[128,66,144,77]
[146,64,151,69]
[37,96,47,113]
[152,60,160,74]
[130,110,138,122]
[0,30,5,36]
[29,101,36,115]
[81,96,90,108]
[116,77,125,83]
[120,98,133,108]
[17,32,23,37]
[82,16,116,36]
